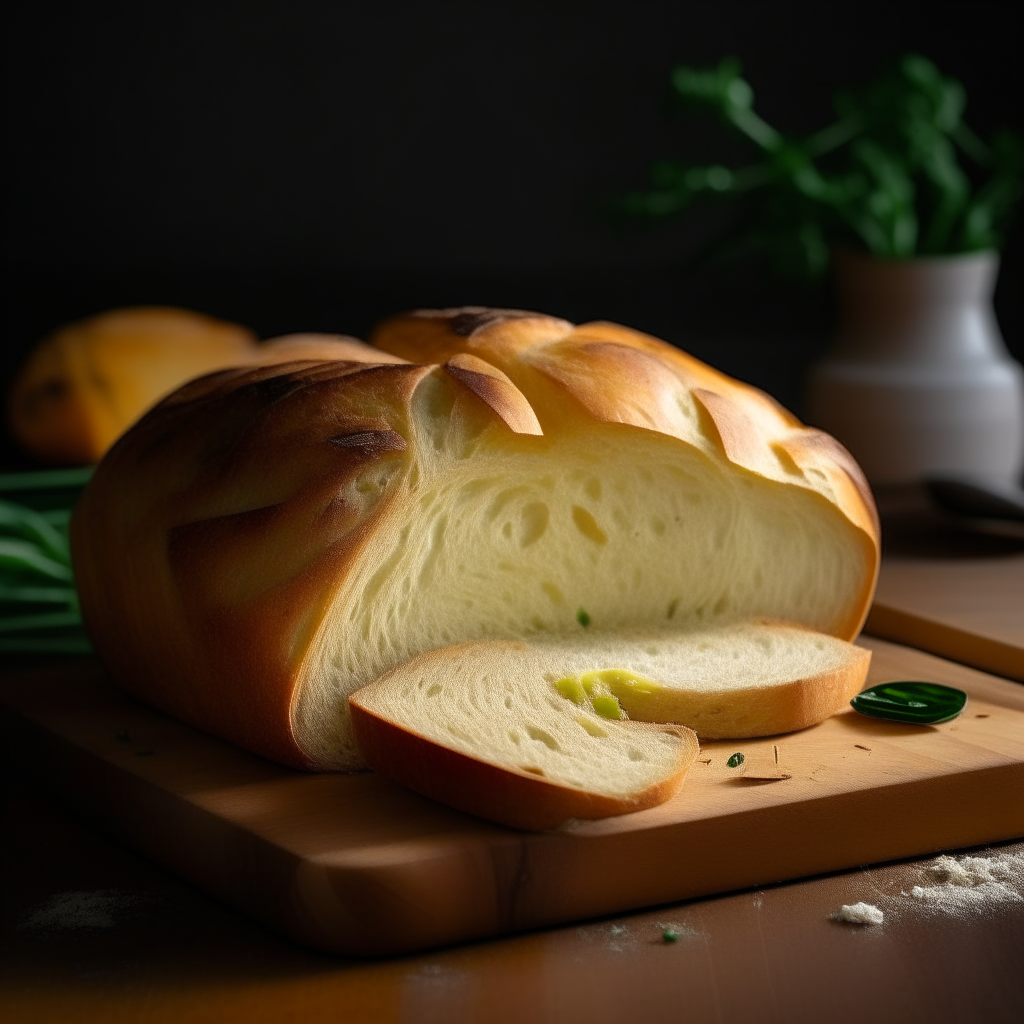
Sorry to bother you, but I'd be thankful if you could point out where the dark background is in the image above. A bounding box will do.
[3,0,1022,468]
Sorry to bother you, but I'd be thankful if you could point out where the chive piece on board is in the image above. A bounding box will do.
[663,929,678,943]
[576,608,591,627]
[850,682,967,725]
[726,752,745,768]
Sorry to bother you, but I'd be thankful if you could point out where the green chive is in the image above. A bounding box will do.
[850,682,967,725]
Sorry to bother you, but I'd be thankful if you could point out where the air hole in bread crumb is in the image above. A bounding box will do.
[522,766,545,777]
[585,478,602,501]
[504,696,513,709]
[526,726,559,751]
[628,749,645,761]
[572,506,608,545]
[509,731,521,744]
[426,684,442,697]
[667,598,679,619]
[519,502,549,547]
[576,717,608,738]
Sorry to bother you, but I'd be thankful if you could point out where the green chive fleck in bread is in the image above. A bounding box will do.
[71,308,879,825]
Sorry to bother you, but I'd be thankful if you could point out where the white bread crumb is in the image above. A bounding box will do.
[835,901,884,925]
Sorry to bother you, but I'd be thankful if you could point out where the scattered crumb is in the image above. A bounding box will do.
[854,744,871,751]
[19,889,144,930]
[697,758,712,764]
[906,853,1024,914]
[974,714,989,719]
[835,902,884,925]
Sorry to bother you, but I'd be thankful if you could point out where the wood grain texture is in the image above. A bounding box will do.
[2,640,1022,957]
[868,555,1024,680]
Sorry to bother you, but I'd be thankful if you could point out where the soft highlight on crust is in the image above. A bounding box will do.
[71,313,881,772]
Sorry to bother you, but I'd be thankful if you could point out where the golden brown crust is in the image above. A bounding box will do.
[443,354,543,435]
[349,700,697,830]
[620,643,873,739]
[73,359,434,766]
[256,334,409,365]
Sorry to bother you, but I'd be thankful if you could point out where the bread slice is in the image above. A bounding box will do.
[515,621,873,739]
[349,640,701,830]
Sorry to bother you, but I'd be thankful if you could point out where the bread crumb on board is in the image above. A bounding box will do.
[834,901,884,925]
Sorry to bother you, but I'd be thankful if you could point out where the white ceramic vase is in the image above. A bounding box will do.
[807,249,1024,487]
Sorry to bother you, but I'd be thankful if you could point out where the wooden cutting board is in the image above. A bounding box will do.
[2,636,1022,957]
[867,555,1024,681]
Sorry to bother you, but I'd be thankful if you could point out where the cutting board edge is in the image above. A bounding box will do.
[866,602,1024,681]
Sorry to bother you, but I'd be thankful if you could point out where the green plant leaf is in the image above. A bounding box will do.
[0,538,74,582]
[611,51,1023,270]
[0,498,70,563]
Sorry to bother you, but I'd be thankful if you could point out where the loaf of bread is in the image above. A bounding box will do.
[8,307,257,464]
[350,624,867,829]
[71,307,879,772]
[6,308,386,465]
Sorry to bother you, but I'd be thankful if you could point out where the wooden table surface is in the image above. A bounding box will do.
[2,769,1022,1024]
[4,490,1024,1023]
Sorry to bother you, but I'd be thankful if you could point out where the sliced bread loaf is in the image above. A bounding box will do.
[349,622,869,828]
[72,308,879,771]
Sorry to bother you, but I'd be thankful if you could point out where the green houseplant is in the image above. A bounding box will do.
[617,55,1024,486]
[618,54,1023,276]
